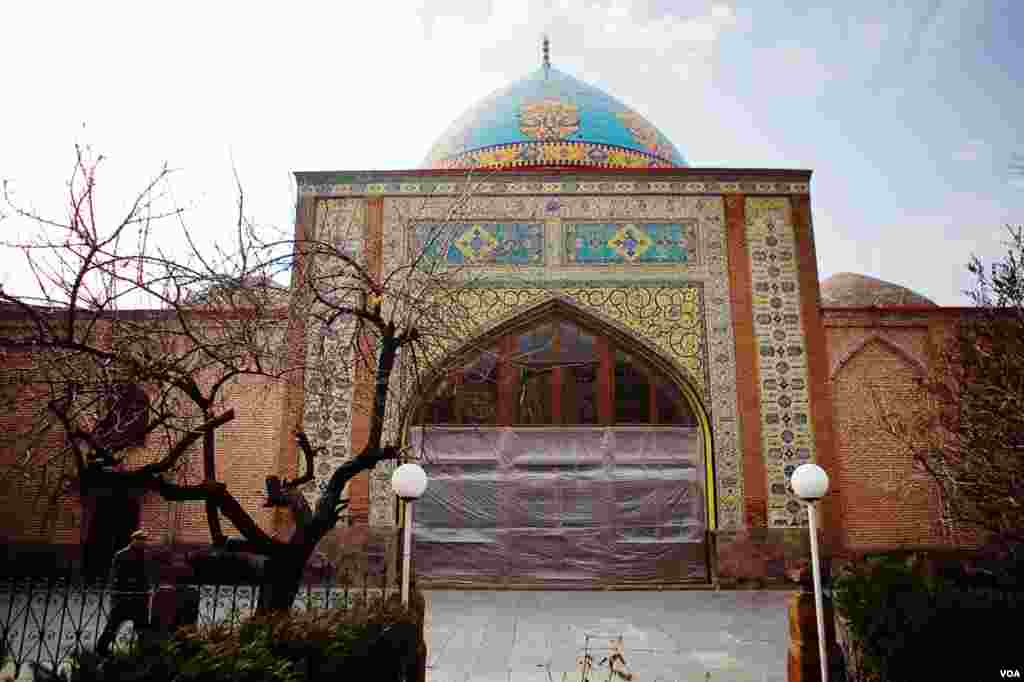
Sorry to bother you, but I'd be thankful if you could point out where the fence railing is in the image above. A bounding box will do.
[0,575,397,680]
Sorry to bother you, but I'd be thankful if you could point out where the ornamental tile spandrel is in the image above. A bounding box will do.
[744,196,815,527]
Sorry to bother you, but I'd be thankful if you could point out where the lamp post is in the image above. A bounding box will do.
[791,462,830,682]
[391,462,427,606]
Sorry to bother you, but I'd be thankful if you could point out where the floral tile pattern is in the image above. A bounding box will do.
[413,221,545,265]
[744,197,815,527]
[565,222,694,264]
[300,199,365,514]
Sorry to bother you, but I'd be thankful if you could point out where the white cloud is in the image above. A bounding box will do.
[0,0,743,298]
[711,4,734,21]
[1,0,1015,314]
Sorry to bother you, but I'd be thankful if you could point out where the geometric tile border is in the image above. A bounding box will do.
[744,197,815,527]
[298,177,810,197]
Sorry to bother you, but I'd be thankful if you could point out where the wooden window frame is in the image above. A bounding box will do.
[417,306,695,428]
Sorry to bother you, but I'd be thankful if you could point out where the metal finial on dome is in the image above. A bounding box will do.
[542,34,550,75]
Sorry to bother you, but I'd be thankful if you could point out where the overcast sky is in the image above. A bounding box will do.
[1,0,1021,305]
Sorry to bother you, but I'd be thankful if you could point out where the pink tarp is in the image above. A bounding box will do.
[408,427,707,585]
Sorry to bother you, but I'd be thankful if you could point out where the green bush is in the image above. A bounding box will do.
[54,595,424,682]
[833,553,1023,682]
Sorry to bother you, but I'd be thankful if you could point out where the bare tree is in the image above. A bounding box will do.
[874,225,1024,551]
[0,145,529,610]
[0,145,297,581]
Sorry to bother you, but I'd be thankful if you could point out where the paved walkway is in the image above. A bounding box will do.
[423,590,792,682]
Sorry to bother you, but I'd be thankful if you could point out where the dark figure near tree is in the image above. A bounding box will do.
[96,529,156,656]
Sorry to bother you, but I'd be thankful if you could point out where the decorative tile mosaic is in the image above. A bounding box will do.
[519,99,580,140]
[377,194,744,531]
[300,198,365,515]
[413,221,545,266]
[617,111,678,163]
[433,141,678,171]
[421,65,686,169]
[744,197,815,528]
[564,222,695,265]
[297,175,810,197]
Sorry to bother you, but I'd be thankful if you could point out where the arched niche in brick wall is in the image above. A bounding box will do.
[830,336,943,549]
[830,335,927,382]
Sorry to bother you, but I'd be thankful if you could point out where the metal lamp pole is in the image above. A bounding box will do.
[400,497,414,605]
[791,463,830,682]
[391,463,428,607]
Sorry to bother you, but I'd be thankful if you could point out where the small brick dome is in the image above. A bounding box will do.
[820,272,937,307]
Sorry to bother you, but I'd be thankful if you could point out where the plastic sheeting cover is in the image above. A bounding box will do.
[408,427,706,583]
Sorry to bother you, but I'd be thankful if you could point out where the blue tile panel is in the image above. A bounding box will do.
[422,66,687,170]
[414,222,545,265]
[565,222,692,264]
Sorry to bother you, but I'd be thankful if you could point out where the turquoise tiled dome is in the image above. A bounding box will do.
[422,64,687,170]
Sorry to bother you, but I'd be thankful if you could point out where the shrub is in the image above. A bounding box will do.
[48,593,425,682]
[833,552,1023,682]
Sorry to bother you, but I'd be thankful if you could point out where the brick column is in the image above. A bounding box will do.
[274,194,317,536]
[790,194,842,551]
[725,193,767,528]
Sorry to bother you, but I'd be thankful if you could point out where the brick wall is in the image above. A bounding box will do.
[0,330,81,545]
[0,315,292,565]
[824,309,953,552]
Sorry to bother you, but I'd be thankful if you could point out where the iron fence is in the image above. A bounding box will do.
[0,573,397,680]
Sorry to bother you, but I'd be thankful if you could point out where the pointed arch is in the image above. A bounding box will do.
[830,335,927,381]
[401,295,717,530]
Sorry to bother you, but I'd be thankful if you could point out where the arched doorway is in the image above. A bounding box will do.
[408,305,712,586]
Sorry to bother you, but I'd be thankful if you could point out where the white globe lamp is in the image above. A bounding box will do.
[791,463,829,501]
[790,461,831,682]
[391,463,428,500]
[391,462,428,606]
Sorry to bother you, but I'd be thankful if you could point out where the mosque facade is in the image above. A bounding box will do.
[0,53,956,586]
[287,54,953,586]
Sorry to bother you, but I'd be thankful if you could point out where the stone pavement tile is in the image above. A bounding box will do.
[425,590,792,682]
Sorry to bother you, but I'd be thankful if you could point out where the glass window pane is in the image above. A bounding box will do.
[514,324,554,424]
[655,377,698,426]
[563,363,598,424]
[558,322,597,363]
[615,350,651,423]
[460,350,498,424]
[560,322,599,425]
[421,377,456,424]
[516,324,554,361]
[517,367,552,424]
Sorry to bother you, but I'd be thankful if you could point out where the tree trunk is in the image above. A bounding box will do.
[81,495,140,583]
[202,417,224,543]
[257,545,316,613]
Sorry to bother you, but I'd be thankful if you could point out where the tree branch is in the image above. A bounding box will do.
[286,431,316,489]
[140,409,235,475]
[151,478,282,554]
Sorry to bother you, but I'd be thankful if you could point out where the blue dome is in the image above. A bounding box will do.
[422,65,687,170]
